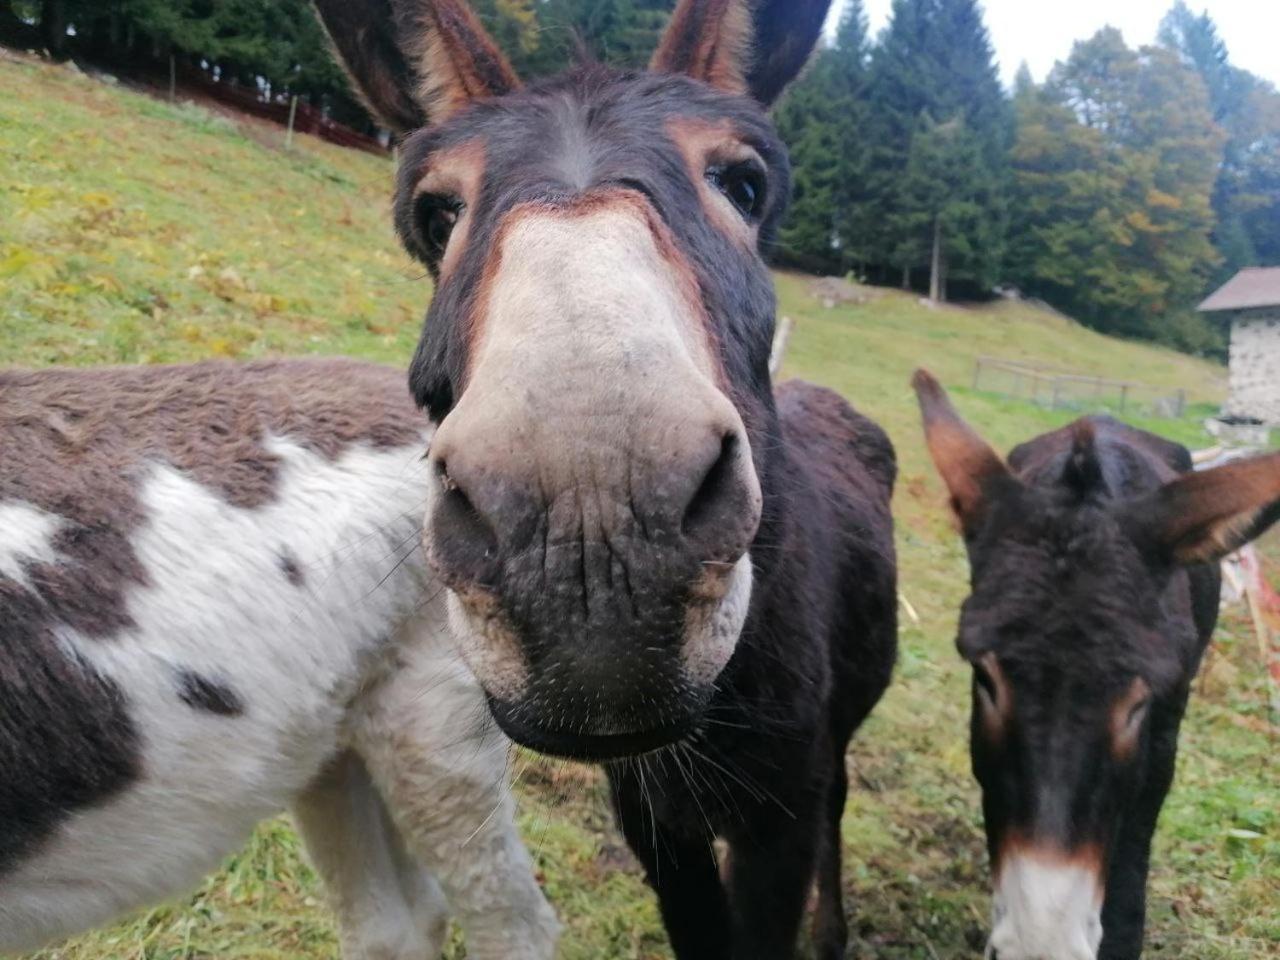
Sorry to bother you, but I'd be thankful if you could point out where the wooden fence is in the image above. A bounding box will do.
[972,356,1188,419]
[132,59,390,155]
[180,67,388,154]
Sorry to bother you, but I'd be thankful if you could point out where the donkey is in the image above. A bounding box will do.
[311,1,899,957]
[912,370,1280,960]
[0,358,558,959]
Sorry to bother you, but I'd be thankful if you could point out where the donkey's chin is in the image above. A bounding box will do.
[486,698,703,761]
[446,555,754,761]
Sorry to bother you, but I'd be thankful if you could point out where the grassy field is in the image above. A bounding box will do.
[3,54,1276,959]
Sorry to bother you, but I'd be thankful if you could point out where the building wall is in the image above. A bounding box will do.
[1226,310,1280,425]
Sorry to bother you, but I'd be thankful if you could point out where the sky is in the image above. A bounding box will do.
[824,0,1280,90]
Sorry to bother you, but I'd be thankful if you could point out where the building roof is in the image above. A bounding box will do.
[1198,267,1280,312]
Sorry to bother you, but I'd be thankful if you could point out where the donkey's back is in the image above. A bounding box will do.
[775,378,897,729]
[0,359,557,959]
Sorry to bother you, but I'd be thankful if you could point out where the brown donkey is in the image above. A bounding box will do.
[313,2,899,957]
[913,370,1280,960]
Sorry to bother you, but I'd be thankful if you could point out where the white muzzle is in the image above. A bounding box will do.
[986,850,1104,960]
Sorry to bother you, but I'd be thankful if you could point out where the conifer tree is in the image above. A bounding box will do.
[864,0,1008,297]
[1159,1,1280,277]
[773,0,872,272]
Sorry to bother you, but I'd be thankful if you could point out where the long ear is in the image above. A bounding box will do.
[392,0,521,122]
[1125,453,1280,565]
[312,0,428,133]
[912,369,1017,534]
[313,0,519,133]
[650,0,833,106]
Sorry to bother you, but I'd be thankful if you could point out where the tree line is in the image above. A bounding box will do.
[4,0,384,125]
[775,0,1278,354]
[5,0,1277,355]
[0,0,671,128]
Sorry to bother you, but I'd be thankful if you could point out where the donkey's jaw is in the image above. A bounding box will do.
[485,701,700,762]
[441,554,753,750]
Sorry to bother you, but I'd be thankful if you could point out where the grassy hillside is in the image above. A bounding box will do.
[3,55,1276,960]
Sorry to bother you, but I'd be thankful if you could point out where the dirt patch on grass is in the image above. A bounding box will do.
[808,275,887,307]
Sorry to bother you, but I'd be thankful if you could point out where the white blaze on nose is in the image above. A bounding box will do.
[987,850,1104,960]
[472,194,718,387]
[436,192,757,701]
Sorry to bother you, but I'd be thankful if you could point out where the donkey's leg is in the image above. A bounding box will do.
[811,747,850,960]
[353,652,559,960]
[607,762,732,960]
[293,751,449,960]
[724,792,824,960]
[382,800,454,950]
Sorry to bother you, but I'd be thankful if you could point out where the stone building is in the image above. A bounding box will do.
[1198,267,1280,426]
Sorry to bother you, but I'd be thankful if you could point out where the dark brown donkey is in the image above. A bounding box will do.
[913,370,1280,960]
[311,1,898,956]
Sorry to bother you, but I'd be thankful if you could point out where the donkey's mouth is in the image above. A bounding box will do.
[488,697,697,761]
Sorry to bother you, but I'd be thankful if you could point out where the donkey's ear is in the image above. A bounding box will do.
[744,0,836,104]
[313,0,519,132]
[912,369,1017,535]
[312,0,428,133]
[1124,453,1280,565]
[392,0,521,122]
[650,0,833,105]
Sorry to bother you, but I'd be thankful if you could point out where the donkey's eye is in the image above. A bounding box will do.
[706,162,766,220]
[1110,677,1152,759]
[972,654,1009,740]
[974,664,999,707]
[1126,695,1151,730]
[415,195,462,257]
[972,653,1005,714]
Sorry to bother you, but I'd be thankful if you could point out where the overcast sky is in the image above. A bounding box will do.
[824,0,1280,90]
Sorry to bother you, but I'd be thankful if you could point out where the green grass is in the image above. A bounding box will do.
[1,55,424,368]
[3,54,1276,960]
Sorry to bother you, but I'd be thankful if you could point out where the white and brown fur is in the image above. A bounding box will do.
[0,359,558,959]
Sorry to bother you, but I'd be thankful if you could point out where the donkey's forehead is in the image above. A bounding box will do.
[399,69,783,184]
[960,543,1183,686]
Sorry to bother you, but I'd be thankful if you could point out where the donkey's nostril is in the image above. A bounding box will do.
[428,459,500,586]
[681,432,755,559]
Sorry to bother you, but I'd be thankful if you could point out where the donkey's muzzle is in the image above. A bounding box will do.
[424,392,761,753]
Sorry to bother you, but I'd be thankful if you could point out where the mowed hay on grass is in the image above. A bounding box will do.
[3,55,1276,960]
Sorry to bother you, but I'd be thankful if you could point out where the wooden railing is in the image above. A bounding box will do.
[972,356,1187,419]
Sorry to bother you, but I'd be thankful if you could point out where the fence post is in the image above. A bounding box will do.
[1120,385,1129,414]
[168,53,176,103]
[286,95,299,151]
[768,316,794,378]
[1175,389,1186,419]
[972,358,982,391]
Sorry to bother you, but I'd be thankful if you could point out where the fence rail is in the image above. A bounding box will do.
[180,67,389,154]
[972,356,1188,419]
[128,60,390,156]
